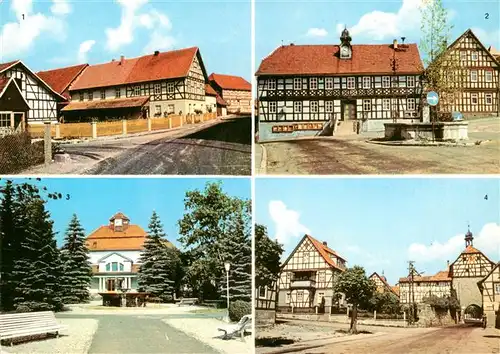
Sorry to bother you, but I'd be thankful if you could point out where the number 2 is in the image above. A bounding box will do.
[485,13,489,19]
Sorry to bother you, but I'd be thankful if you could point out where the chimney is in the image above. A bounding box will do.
[401,36,406,44]
[393,39,398,49]
[447,260,450,267]
[120,55,125,65]
[322,241,328,247]
[154,50,160,56]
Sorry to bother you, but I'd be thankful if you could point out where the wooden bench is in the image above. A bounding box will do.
[0,311,67,346]
[177,298,197,306]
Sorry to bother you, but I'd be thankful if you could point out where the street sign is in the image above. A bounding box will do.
[452,111,463,121]
[426,91,439,106]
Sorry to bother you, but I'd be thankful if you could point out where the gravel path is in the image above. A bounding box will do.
[1,318,98,354]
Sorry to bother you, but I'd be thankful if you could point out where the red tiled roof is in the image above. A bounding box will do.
[256,44,424,76]
[216,93,227,106]
[391,285,400,296]
[205,84,217,96]
[0,77,10,94]
[306,234,345,270]
[71,47,199,90]
[0,60,20,73]
[209,73,251,91]
[110,212,130,221]
[61,96,150,111]
[36,64,88,98]
[369,272,394,293]
[399,269,451,283]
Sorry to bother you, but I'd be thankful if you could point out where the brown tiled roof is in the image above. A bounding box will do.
[391,285,400,296]
[0,77,10,94]
[205,84,217,96]
[306,234,345,270]
[86,222,148,251]
[61,96,150,111]
[256,43,423,76]
[216,93,227,106]
[399,269,451,283]
[36,64,88,99]
[71,47,199,90]
[0,60,20,73]
[110,212,130,221]
[209,73,251,91]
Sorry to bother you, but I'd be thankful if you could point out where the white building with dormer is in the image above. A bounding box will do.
[85,212,173,295]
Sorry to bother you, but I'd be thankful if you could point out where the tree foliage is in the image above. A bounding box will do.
[423,293,460,312]
[333,266,376,334]
[178,182,251,302]
[255,224,284,289]
[60,214,92,304]
[366,291,401,315]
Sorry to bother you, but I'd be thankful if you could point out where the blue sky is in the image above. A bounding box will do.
[256,0,500,65]
[3,177,250,249]
[255,178,500,286]
[0,0,251,80]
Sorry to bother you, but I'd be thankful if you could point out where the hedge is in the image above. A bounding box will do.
[229,300,251,322]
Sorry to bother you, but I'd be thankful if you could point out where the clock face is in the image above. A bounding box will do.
[340,46,350,57]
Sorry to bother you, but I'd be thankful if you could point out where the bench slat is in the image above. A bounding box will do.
[1,326,65,337]
[1,322,60,330]
[0,311,65,342]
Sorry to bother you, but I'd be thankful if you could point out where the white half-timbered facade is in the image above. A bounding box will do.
[369,272,398,296]
[436,29,500,118]
[255,281,278,325]
[61,47,210,121]
[278,235,346,313]
[449,229,495,318]
[398,268,452,304]
[208,73,251,114]
[256,28,424,141]
[477,262,500,328]
[0,61,65,124]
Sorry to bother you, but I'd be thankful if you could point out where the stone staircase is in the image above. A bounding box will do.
[335,120,357,136]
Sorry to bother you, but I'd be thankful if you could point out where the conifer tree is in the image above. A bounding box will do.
[60,214,92,304]
[137,211,176,302]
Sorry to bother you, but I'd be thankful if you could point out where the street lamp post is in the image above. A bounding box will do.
[224,262,230,322]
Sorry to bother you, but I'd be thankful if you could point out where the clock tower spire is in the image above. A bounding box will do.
[339,27,352,59]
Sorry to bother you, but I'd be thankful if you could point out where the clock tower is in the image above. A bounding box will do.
[339,27,352,59]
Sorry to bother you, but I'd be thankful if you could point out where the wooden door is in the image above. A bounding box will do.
[106,279,116,291]
[342,102,356,121]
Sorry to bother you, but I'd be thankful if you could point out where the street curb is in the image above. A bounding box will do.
[366,139,480,147]
[259,144,268,175]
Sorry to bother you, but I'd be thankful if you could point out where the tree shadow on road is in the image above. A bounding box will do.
[181,118,251,145]
[255,337,295,347]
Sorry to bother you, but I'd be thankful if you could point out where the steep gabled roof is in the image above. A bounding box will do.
[0,77,30,108]
[205,84,218,96]
[450,244,496,269]
[36,63,88,99]
[70,47,201,90]
[443,29,500,66]
[369,271,398,295]
[391,285,400,296]
[209,73,251,91]
[256,43,424,76]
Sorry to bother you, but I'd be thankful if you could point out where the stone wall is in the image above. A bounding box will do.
[416,304,457,327]
[384,122,468,141]
[256,309,276,326]
[277,313,407,328]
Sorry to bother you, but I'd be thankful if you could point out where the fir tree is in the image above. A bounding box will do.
[60,214,92,304]
[137,211,176,302]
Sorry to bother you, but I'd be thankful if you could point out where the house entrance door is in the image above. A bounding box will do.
[106,278,116,291]
[13,113,24,132]
[342,102,356,121]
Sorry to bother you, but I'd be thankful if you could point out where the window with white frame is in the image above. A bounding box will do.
[485,71,493,82]
[267,79,276,90]
[407,98,416,111]
[310,77,318,90]
[310,101,319,113]
[79,92,84,101]
[362,77,371,89]
[155,105,162,115]
[297,291,304,301]
[154,83,161,94]
[471,51,478,61]
[106,262,124,272]
[318,271,326,282]
[485,94,492,105]
[100,89,106,100]
[325,77,333,89]
[407,76,415,87]
[294,101,302,113]
[134,86,140,96]
[259,286,267,298]
[294,78,302,90]
[115,88,121,98]
[347,77,355,89]
[269,101,277,113]
[470,70,478,82]
[471,93,478,105]
[88,91,93,101]
[382,76,390,88]
[382,98,390,111]
[167,83,174,93]
[460,51,466,61]
[302,251,309,263]
[363,99,371,111]
[0,114,10,128]
[325,101,334,113]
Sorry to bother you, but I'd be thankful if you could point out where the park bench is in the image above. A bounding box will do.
[177,298,198,306]
[217,314,252,341]
[0,311,67,346]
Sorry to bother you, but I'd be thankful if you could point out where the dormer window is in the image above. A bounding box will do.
[114,217,123,231]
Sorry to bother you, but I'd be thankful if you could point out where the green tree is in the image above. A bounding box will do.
[60,214,92,304]
[333,266,376,334]
[255,224,284,289]
[137,211,177,302]
[367,291,401,315]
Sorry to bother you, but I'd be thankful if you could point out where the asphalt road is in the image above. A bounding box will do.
[63,116,251,175]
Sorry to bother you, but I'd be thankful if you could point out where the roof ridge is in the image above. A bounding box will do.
[36,63,88,74]
[97,46,198,67]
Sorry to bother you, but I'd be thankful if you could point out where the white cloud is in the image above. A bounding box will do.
[77,40,96,63]
[105,0,174,53]
[0,0,69,59]
[346,245,392,267]
[268,200,310,244]
[51,0,71,15]
[408,223,500,263]
[471,27,500,49]
[306,28,328,37]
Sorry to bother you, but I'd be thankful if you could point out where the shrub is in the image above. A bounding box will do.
[229,300,251,322]
[0,132,45,174]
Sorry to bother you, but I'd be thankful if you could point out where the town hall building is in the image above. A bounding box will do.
[256,28,424,141]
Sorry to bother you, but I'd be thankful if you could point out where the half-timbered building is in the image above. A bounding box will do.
[208,73,251,114]
[435,29,500,118]
[369,272,398,296]
[398,267,452,304]
[277,234,346,314]
[255,281,278,325]
[256,28,424,141]
[0,77,29,136]
[86,212,174,295]
[205,84,227,117]
[477,262,500,328]
[449,228,495,319]
[0,61,66,125]
[62,47,210,121]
